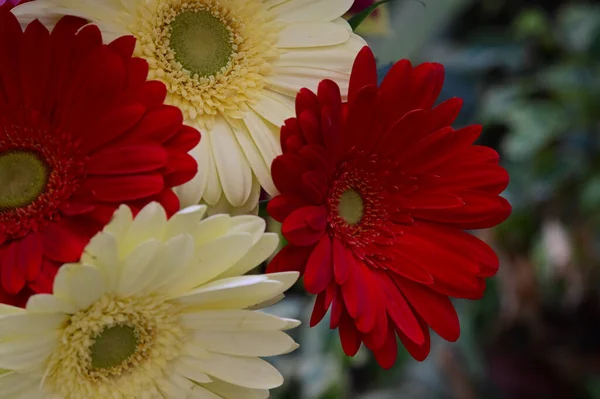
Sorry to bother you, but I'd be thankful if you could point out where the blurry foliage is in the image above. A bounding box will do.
[270,1,600,398]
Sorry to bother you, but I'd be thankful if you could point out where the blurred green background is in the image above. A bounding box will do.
[265,0,600,398]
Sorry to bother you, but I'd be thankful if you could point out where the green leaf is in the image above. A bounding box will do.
[348,0,425,32]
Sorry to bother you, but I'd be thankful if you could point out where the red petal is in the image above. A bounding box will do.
[396,277,460,342]
[138,80,167,107]
[20,19,51,110]
[333,238,351,285]
[348,46,378,108]
[301,170,328,205]
[79,104,146,153]
[87,145,168,175]
[339,310,362,356]
[384,274,425,345]
[271,153,311,196]
[163,153,198,187]
[396,317,431,361]
[115,105,184,145]
[295,88,320,120]
[266,244,313,275]
[267,194,308,223]
[0,12,23,106]
[310,292,328,327]
[372,326,399,369]
[343,85,381,155]
[298,109,321,146]
[163,125,201,153]
[428,98,463,131]
[281,206,327,246]
[0,242,25,295]
[303,235,334,294]
[17,233,43,282]
[107,35,136,62]
[80,174,164,202]
[41,221,92,262]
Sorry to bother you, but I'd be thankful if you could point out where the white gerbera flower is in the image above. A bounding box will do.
[12,0,365,214]
[0,202,300,398]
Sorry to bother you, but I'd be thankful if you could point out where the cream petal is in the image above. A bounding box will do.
[202,131,223,206]
[264,272,299,293]
[267,66,350,99]
[278,22,350,48]
[121,202,167,252]
[156,375,195,399]
[179,310,288,332]
[249,91,295,127]
[117,239,161,296]
[210,117,253,207]
[174,135,210,208]
[146,234,196,294]
[164,205,207,240]
[272,0,353,23]
[166,233,254,294]
[11,1,62,30]
[172,356,213,384]
[191,352,283,390]
[193,214,231,246]
[216,233,279,279]
[229,216,266,244]
[275,36,363,71]
[0,372,43,398]
[81,233,120,291]
[190,330,297,357]
[179,310,294,332]
[54,264,105,310]
[101,204,133,239]
[0,313,66,339]
[201,378,269,399]
[0,332,59,370]
[0,305,25,315]
[188,384,223,399]
[177,276,285,310]
[26,294,76,315]
[226,117,276,197]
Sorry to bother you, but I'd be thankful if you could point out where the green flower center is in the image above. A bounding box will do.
[168,10,234,78]
[90,325,138,370]
[338,189,364,225]
[0,151,48,210]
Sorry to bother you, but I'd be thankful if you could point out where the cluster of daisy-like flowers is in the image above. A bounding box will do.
[0,0,511,397]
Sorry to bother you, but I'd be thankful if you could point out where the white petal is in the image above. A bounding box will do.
[191,352,283,390]
[156,375,195,399]
[201,131,223,206]
[216,233,279,279]
[117,239,161,296]
[101,204,133,239]
[204,179,261,217]
[272,0,353,23]
[26,294,76,314]
[177,276,285,310]
[278,22,350,48]
[191,330,297,357]
[121,202,167,253]
[0,331,58,370]
[53,264,105,310]
[81,233,120,291]
[267,66,350,98]
[188,384,222,399]
[229,216,266,244]
[193,214,231,246]
[0,304,25,315]
[275,35,364,71]
[172,356,213,384]
[173,135,210,208]
[210,117,253,207]
[11,1,62,30]
[167,233,254,294]
[226,117,275,197]
[0,372,43,398]
[164,205,207,240]
[146,235,196,294]
[265,272,299,293]
[0,313,66,339]
[200,378,269,399]
[249,91,294,127]
[179,310,294,332]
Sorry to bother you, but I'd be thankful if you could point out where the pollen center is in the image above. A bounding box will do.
[90,324,138,370]
[338,189,364,225]
[168,10,233,78]
[0,151,48,210]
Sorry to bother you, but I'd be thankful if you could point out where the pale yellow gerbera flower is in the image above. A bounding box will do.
[0,202,300,399]
[12,0,365,215]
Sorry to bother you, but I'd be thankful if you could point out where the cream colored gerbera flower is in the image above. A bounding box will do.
[0,202,300,399]
[12,0,365,214]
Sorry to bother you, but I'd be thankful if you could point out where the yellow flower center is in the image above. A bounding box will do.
[45,294,185,398]
[134,0,281,126]
[0,151,48,210]
[338,189,364,225]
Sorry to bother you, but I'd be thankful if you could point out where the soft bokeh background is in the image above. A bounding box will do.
[264,0,600,398]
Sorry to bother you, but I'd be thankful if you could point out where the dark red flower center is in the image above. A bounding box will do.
[326,155,393,250]
[0,111,85,239]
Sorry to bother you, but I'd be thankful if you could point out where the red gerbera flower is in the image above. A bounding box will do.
[0,13,200,306]
[267,46,511,368]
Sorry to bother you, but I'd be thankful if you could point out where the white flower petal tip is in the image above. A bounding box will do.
[0,199,297,398]
[22,0,364,212]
